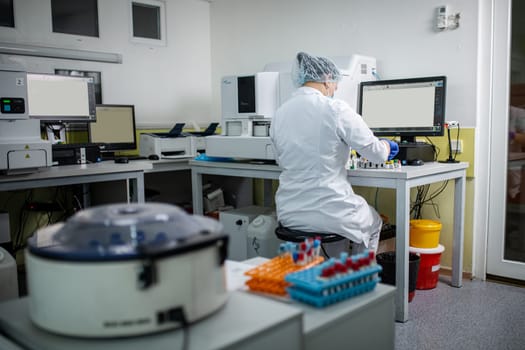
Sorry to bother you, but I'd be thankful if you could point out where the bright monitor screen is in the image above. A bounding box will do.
[89,105,136,154]
[358,76,446,143]
[27,73,96,122]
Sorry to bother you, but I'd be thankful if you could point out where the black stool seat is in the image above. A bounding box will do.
[275,223,345,243]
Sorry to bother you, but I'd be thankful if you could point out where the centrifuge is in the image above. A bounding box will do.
[25,203,228,338]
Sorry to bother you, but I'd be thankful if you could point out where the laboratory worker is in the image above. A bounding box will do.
[270,52,399,254]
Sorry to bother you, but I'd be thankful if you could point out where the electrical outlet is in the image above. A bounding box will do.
[450,140,463,153]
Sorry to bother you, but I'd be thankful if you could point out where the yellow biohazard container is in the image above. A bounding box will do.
[409,219,442,248]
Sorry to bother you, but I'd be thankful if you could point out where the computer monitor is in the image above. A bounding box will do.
[358,76,446,143]
[26,73,96,122]
[88,105,137,158]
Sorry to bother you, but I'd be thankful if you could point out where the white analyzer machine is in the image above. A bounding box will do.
[205,55,378,160]
[0,70,52,174]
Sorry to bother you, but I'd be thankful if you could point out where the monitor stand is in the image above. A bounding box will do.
[396,137,435,162]
[398,136,426,145]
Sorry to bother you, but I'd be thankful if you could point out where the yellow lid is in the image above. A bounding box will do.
[410,219,442,230]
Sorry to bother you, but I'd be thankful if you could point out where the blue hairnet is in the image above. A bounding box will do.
[291,52,342,88]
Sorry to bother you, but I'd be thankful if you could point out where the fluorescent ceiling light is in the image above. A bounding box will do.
[0,42,122,64]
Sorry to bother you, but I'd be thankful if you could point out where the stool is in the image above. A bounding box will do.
[275,223,346,258]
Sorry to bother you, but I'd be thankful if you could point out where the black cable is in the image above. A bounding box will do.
[13,209,23,251]
[420,180,448,203]
[420,185,431,218]
[168,307,190,350]
[46,211,53,225]
[48,187,60,224]
[409,180,450,220]
[374,188,380,210]
[73,194,83,211]
[251,237,260,255]
[321,244,331,259]
[410,184,432,219]
[411,186,422,219]
[425,136,439,161]
[56,188,68,215]
[14,190,33,251]
[418,181,449,219]
[54,187,70,222]
[427,198,441,218]
[414,192,422,219]
[453,125,461,160]
[423,180,450,203]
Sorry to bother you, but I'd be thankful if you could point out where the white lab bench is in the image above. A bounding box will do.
[0,284,395,350]
[0,161,148,202]
[0,334,23,350]
[233,257,396,350]
[83,159,192,204]
[0,291,303,350]
[0,158,191,204]
[301,283,395,350]
[190,159,468,322]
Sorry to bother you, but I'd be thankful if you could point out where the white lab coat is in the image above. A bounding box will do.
[270,86,389,248]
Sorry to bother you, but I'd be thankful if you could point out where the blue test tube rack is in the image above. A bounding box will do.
[285,250,382,307]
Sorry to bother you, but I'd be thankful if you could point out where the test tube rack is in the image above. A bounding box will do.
[245,254,324,296]
[285,251,382,307]
[348,157,402,170]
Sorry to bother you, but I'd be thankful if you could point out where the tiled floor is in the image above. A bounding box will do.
[395,277,525,350]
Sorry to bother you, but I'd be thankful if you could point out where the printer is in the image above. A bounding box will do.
[139,122,218,159]
[0,70,52,174]
[186,122,219,155]
[140,123,193,159]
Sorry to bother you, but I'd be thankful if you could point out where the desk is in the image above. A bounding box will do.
[144,158,191,173]
[0,162,148,203]
[0,285,395,350]
[231,258,396,350]
[0,159,192,204]
[0,292,303,350]
[301,283,395,350]
[0,334,23,350]
[190,160,280,215]
[190,160,468,322]
[348,162,467,322]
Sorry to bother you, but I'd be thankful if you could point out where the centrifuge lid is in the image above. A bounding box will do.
[27,203,225,261]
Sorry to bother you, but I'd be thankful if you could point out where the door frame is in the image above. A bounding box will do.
[473,0,497,280]
[483,0,525,280]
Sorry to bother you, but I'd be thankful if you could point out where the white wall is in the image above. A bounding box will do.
[210,0,478,128]
[0,0,212,128]
[0,0,480,128]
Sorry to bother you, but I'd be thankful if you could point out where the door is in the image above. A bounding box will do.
[487,0,525,281]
